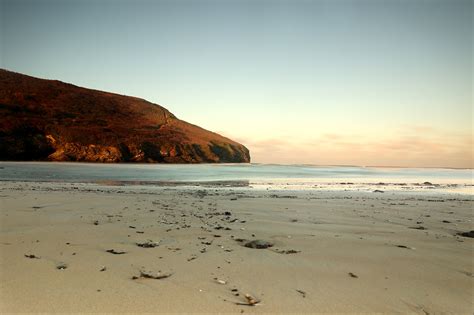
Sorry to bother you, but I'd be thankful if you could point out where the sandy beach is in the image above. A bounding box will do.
[0,181,472,313]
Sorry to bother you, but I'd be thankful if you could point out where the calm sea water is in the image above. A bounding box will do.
[0,162,472,194]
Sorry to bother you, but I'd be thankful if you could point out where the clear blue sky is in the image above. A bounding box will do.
[1,0,472,167]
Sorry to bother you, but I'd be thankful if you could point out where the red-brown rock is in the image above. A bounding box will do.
[0,69,250,163]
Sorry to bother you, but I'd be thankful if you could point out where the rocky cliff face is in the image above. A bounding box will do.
[0,69,250,163]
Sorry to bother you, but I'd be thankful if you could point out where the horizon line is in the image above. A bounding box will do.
[0,161,471,170]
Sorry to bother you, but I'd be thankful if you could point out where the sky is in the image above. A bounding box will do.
[1,0,472,168]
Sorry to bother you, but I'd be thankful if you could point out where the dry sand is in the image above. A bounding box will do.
[0,181,472,314]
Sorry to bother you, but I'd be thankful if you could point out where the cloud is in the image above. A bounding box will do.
[321,133,343,140]
[234,127,473,168]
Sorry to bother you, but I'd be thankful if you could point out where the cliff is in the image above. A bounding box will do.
[0,69,250,163]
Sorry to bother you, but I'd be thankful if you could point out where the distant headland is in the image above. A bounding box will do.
[0,69,250,163]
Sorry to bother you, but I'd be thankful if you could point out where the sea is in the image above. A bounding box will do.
[0,162,471,195]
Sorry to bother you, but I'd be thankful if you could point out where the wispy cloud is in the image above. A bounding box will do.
[233,126,472,168]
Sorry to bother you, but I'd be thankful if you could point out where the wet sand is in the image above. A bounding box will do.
[0,181,472,313]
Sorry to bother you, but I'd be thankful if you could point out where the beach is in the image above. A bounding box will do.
[0,181,472,313]
[2,0,472,312]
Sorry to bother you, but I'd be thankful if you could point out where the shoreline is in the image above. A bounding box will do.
[0,178,471,196]
[1,181,473,313]
[1,160,472,170]
[0,162,471,197]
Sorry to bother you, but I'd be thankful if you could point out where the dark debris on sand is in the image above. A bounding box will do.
[24,254,40,259]
[136,240,160,248]
[396,245,412,249]
[243,240,274,249]
[56,262,68,270]
[273,249,300,254]
[457,230,474,238]
[296,289,306,297]
[409,226,427,230]
[106,249,127,254]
